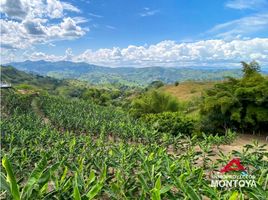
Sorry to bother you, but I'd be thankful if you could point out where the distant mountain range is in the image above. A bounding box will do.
[5,60,253,86]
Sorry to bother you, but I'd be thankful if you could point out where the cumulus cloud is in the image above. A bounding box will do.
[0,48,17,64]
[0,17,86,49]
[23,18,46,35]
[65,48,73,60]
[74,38,268,67]
[59,17,85,37]
[0,0,81,20]
[0,0,87,50]
[0,0,28,19]
[15,38,267,67]
[28,52,64,62]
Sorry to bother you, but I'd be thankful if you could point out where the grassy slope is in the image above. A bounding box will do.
[1,65,64,90]
[160,81,216,102]
[1,65,96,93]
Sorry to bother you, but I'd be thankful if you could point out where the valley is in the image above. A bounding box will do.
[8,60,245,86]
[1,0,268,199]
[1,61,267,199]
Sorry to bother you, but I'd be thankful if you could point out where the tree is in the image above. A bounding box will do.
[146,81,165,90]
[174,81,179,86]
[130,90,179,117]
[241,60,260,77]
[200,61,268,135]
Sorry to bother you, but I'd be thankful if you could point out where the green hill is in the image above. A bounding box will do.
[9,60,245,86]
[1,65,64,90]
[160,81,216,101]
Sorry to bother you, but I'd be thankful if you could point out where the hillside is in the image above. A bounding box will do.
[160,81,216,101]
[0,65,137,106]
[8,60,244,86]
[1,65,65,90]
[1,61,268,199]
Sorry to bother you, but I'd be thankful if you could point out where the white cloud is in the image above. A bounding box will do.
[73,38,268,67]
[0,49,17,64]
[225,0,268,10]
[23,18,46,35]
[72,17,89,24]
[46,0,64,18]
[65,48,73,60]
[12,38,267,67]
[0,0,28,20]
[58,17,85,37]
[106,25,116,30]
[28,52,64,62]
[139,8,160,17]
[0,17,86,50]
[0,0,81,20]
[88,13,103,18]
[0,0,87,50]
[62,2,81,13]
[206,13,268,39]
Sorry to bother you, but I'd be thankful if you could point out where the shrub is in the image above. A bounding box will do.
[147,80,165,89]
[130,90,180,117]
[174,81,179,86]
[141,112,195,136]
[15,84,36,90]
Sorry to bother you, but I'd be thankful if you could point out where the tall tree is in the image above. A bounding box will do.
[200,61,268,134]
[241,60,260,77]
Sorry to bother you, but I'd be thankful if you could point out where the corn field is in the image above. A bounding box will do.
[1,91,268,199]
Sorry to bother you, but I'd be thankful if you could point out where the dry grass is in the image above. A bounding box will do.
[160,81,216,101]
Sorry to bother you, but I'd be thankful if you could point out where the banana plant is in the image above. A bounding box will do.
[1,156,60,199]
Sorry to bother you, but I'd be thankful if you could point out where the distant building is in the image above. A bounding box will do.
[0,82,12,88]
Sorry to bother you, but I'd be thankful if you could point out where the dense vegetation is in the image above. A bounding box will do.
[141,112,195,136]
[200,61,268,135]
[1,90,268,199]
[130,90,180,117]
[1,61,268,199]
[1,66,136,106]
[9,60,247,86]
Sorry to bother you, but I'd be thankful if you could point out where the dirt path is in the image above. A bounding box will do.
[192,134,268,168]
[216,134,268,155]
[31,98,51,125]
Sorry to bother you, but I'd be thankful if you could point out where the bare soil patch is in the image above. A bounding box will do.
[216,134,268,155]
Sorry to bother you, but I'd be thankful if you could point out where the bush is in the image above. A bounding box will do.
[147,80,165,89]
[174,81,179,86]
[130,90,180,117]
[141,112,195,136]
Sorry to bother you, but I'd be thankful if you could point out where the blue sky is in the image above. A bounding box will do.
[1,0,268,67]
